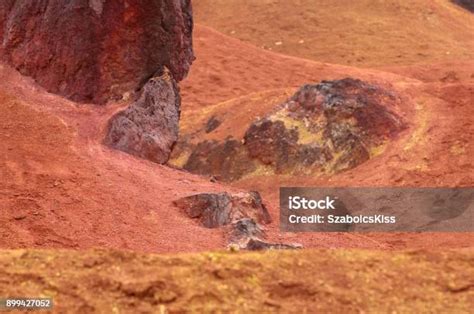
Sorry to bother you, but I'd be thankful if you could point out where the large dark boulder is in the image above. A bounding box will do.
[244,78,406,175]
[176,78,407,181]
[0,0,194,104]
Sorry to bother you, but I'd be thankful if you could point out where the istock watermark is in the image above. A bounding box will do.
[280,187,473,232]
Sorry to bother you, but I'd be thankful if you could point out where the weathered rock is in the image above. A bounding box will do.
[244,120,333,173]
[104,68,180,164]
[177,78,406,181]
[452,0,474,12]
[244,78,406,174]
[232,191,272,224]
[173,192,232,228]
[244,239,303,251]
[0,0,194,104]
[245,120,299,168]
[205,116,222,133]
[184,138,256,181]
[174,193,300,250]
[173,191,271,228]
[228,218,301,250]
[230,218,266,243]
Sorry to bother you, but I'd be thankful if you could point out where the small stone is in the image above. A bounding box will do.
[205,116,222,133]
[13,215,27,220]
[245,239,303,251]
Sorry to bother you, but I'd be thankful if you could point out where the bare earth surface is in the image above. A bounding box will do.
[193,0,474,67]
[1,249,473,313]
[178,24,474,249]
[0,65,232,253]
[1,0,473,311]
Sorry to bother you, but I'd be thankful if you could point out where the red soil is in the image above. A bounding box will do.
[1,3,473,311]
[1,249,473,312]
[0,4,473,252]
[0,64,233,253]
[193,0,474,67]
[0,62,386,251]
[179,25,474,249]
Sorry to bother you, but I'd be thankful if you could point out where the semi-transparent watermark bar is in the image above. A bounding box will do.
[280,188,474,232]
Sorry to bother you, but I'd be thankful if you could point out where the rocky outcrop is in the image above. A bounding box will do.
[173,192,301,250]
[178,78,407,181]
[244,120,333,173]
[0,0,194,104]
[173,191,271,228]
[104,68,180,164]
[244,78,406,174]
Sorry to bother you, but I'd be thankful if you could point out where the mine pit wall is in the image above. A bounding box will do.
[0,0,194,104]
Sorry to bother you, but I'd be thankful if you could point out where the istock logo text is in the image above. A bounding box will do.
[288,196,336,210]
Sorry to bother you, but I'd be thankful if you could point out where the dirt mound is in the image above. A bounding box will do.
[1,248,472,312]
[193,0,474,67]
[0,0,193,104]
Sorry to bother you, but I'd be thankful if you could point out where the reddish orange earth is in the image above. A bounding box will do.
[2,28,473,251]
[0,0,473,311]
[178,25,474,248]
[1,249,473,312]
